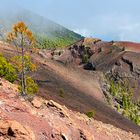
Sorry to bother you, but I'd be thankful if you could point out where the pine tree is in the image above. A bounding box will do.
[7,21,35,95]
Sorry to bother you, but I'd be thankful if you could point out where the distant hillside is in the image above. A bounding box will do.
[0,9,83,49]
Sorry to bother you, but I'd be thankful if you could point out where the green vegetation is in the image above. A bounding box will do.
[11,55,38,95]
[107,78,140,125]
[35,35,60,49]
[0,53,39,95]
[26,76,38,94]
[0,55,17,83]
[7,21,38,95]
[11,55,36,74]
[19,76,38,95]
[86,110,95,118]
[0,10,83,49]
[35,33,83,49]
[58,88,65,98]
[82,54,89,63]
[81,47,90,63]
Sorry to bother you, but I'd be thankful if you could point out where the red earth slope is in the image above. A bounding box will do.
[0,78,140,140]
[0,41,140,136]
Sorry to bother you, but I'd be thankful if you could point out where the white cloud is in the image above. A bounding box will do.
[85,14,140,42]
[73,28,92,37]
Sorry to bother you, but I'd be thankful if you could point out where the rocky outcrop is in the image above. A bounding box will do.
[1,39,140,139]
[0,120,35,140]
[50,38,102,65]
[0,79,140,140]
[122,52,140,75]
[106,51,140,99]
[31,96,44,108]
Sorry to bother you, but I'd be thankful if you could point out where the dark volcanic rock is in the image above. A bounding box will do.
[83,62,96,70]
[106,51,140,100]
[122,52,140,75]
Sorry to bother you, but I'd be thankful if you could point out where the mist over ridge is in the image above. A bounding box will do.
[0,6,83,48]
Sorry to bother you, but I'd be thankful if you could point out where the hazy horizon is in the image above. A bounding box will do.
[1,0,140,42]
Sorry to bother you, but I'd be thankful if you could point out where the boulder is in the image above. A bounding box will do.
[31,97,44,108]
[47,100,69,118]
[0,120,35,140]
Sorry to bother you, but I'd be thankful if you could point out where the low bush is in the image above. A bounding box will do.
[82,54,89,63]
[26,76,38,94]
[18,76,38,95]
[59,88,65,98]
[107,78,140,125]
[0,55,17,83]
[86,110,95,118]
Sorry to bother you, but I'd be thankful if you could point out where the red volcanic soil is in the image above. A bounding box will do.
[115,41,140,53]
[1,78,140,140]
[0,41,140,136]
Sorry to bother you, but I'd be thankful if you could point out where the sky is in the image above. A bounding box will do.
[1,0,140,42]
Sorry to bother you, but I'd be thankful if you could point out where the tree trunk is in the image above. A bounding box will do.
[21,46,26,96]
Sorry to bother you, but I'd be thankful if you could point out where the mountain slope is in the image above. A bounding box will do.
[0,78,140,140]
[0,41,140,136]
[49,38,140,126]
[0,9,83,48]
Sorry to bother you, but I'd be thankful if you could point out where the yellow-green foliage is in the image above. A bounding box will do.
[7,21,36,96]
[18,76,38,95]
[82,54,89,63]
[59,88,65,98]
[108,78,140,125]
[11,55,36,73]
[86,110,95,118]
[0,55,17,83]
[26,76,38,94]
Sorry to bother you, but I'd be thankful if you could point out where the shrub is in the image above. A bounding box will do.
[59,88,65,98]
[0,55,17,83]
[82,54,89,63]
[107,77,140,125]
[26,76,38,94]
[86,110,95,118]
[19,76,38,95]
